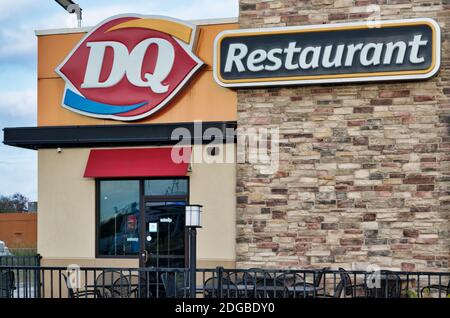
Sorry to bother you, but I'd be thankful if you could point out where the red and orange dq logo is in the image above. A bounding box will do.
[56,14,204,121]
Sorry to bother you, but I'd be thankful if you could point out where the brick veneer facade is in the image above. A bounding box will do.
[236,0,450,271]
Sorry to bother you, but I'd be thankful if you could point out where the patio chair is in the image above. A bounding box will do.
[338,268,368,298]
[255,277,289,298]
[291,274,348,298]
[126,274,152,298]
[239,268,272,285]
[94,270,123,298]
[62,273,100,298]
[299,267,329,288]
[275,272,305,287]
[161,272,189,298]
[102,272,150,298]
[421,279,450,298]
[110,275,132,298]
[333,279,346,298]
[305,274,358,298]
[311,267,329,288]
[203,276,238,298]
[289,268,329,298]
[230,268,272,297]
[0,269,16,298]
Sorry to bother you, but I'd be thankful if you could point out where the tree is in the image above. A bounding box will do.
[0,193,29,212]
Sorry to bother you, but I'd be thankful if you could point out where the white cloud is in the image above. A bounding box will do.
[164,0,238,20]
[80,3,158,26]
[0,89,36,118]
[0,147,37,200]
[75,0,237,27]
[0,0,42,22]
[0,10,79,63]
[0,25,36,59]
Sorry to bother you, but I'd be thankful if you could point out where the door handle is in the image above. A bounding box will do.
[141,250,149,263]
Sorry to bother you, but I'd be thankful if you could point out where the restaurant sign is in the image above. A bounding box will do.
[56,14,203,121]
[214,19,440,87]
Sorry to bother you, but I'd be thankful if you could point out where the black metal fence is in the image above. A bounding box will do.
[0,255,41,298]
[0,254,41,267]
[0,265,449,299]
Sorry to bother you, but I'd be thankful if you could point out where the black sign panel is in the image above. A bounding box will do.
[213,19,440,87]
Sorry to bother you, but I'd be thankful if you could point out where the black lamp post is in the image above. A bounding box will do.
[185,204,202,299]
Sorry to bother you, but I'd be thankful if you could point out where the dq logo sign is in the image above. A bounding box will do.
[56,15,204,121]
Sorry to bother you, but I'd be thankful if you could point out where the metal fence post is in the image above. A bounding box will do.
[189,227,197,298]
[217,266,224,298]
[36,254,42,298]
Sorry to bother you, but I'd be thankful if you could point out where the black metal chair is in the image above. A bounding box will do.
[233,268,272,298]
[421,279,450,298]
[239,268,272,285]
[275,272,305,287]
[125,274,152,298]
[203,276,238,298]
[311,267,329,288]
[94,270,125,298]
[62,273,100,298]
[0,269,15,298]
[255,277,289,298]
[292,273,344,298]
[275,272,306,298]
[110,274,132,298]
[161,272,189,298]
[289,268,329,298]
[94,272,154,298]
[338,268,368,298]
[333,278,346,298]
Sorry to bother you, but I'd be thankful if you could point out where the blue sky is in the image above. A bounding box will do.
[0,0,238,201]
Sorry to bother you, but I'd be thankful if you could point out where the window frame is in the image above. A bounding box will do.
[95,177,190,259]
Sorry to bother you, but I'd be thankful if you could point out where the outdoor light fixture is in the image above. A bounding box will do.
[185,204,202,228]
[54,0,83,28]
[185,204,203,298]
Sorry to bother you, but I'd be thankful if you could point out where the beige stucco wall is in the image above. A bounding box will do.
[38,145,236,268]
[38,147,95,260]
[191,143,236,267]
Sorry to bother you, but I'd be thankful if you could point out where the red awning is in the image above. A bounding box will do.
[83,147,191,178]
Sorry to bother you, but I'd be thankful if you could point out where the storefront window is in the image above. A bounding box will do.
[144,179,188,196]
[98,180,140,256]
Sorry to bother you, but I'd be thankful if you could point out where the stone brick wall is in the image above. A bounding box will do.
[236,0,450,271]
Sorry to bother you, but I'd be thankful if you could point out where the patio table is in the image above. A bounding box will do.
[187,284,323,297]
[84,281,160,298]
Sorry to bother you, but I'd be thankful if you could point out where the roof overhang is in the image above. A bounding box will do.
[3,121,237,150]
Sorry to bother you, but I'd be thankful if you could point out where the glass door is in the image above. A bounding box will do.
[139,178,188,268]
[141,200,187,268]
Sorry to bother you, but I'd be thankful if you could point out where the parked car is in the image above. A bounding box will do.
[0,240,12,256]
